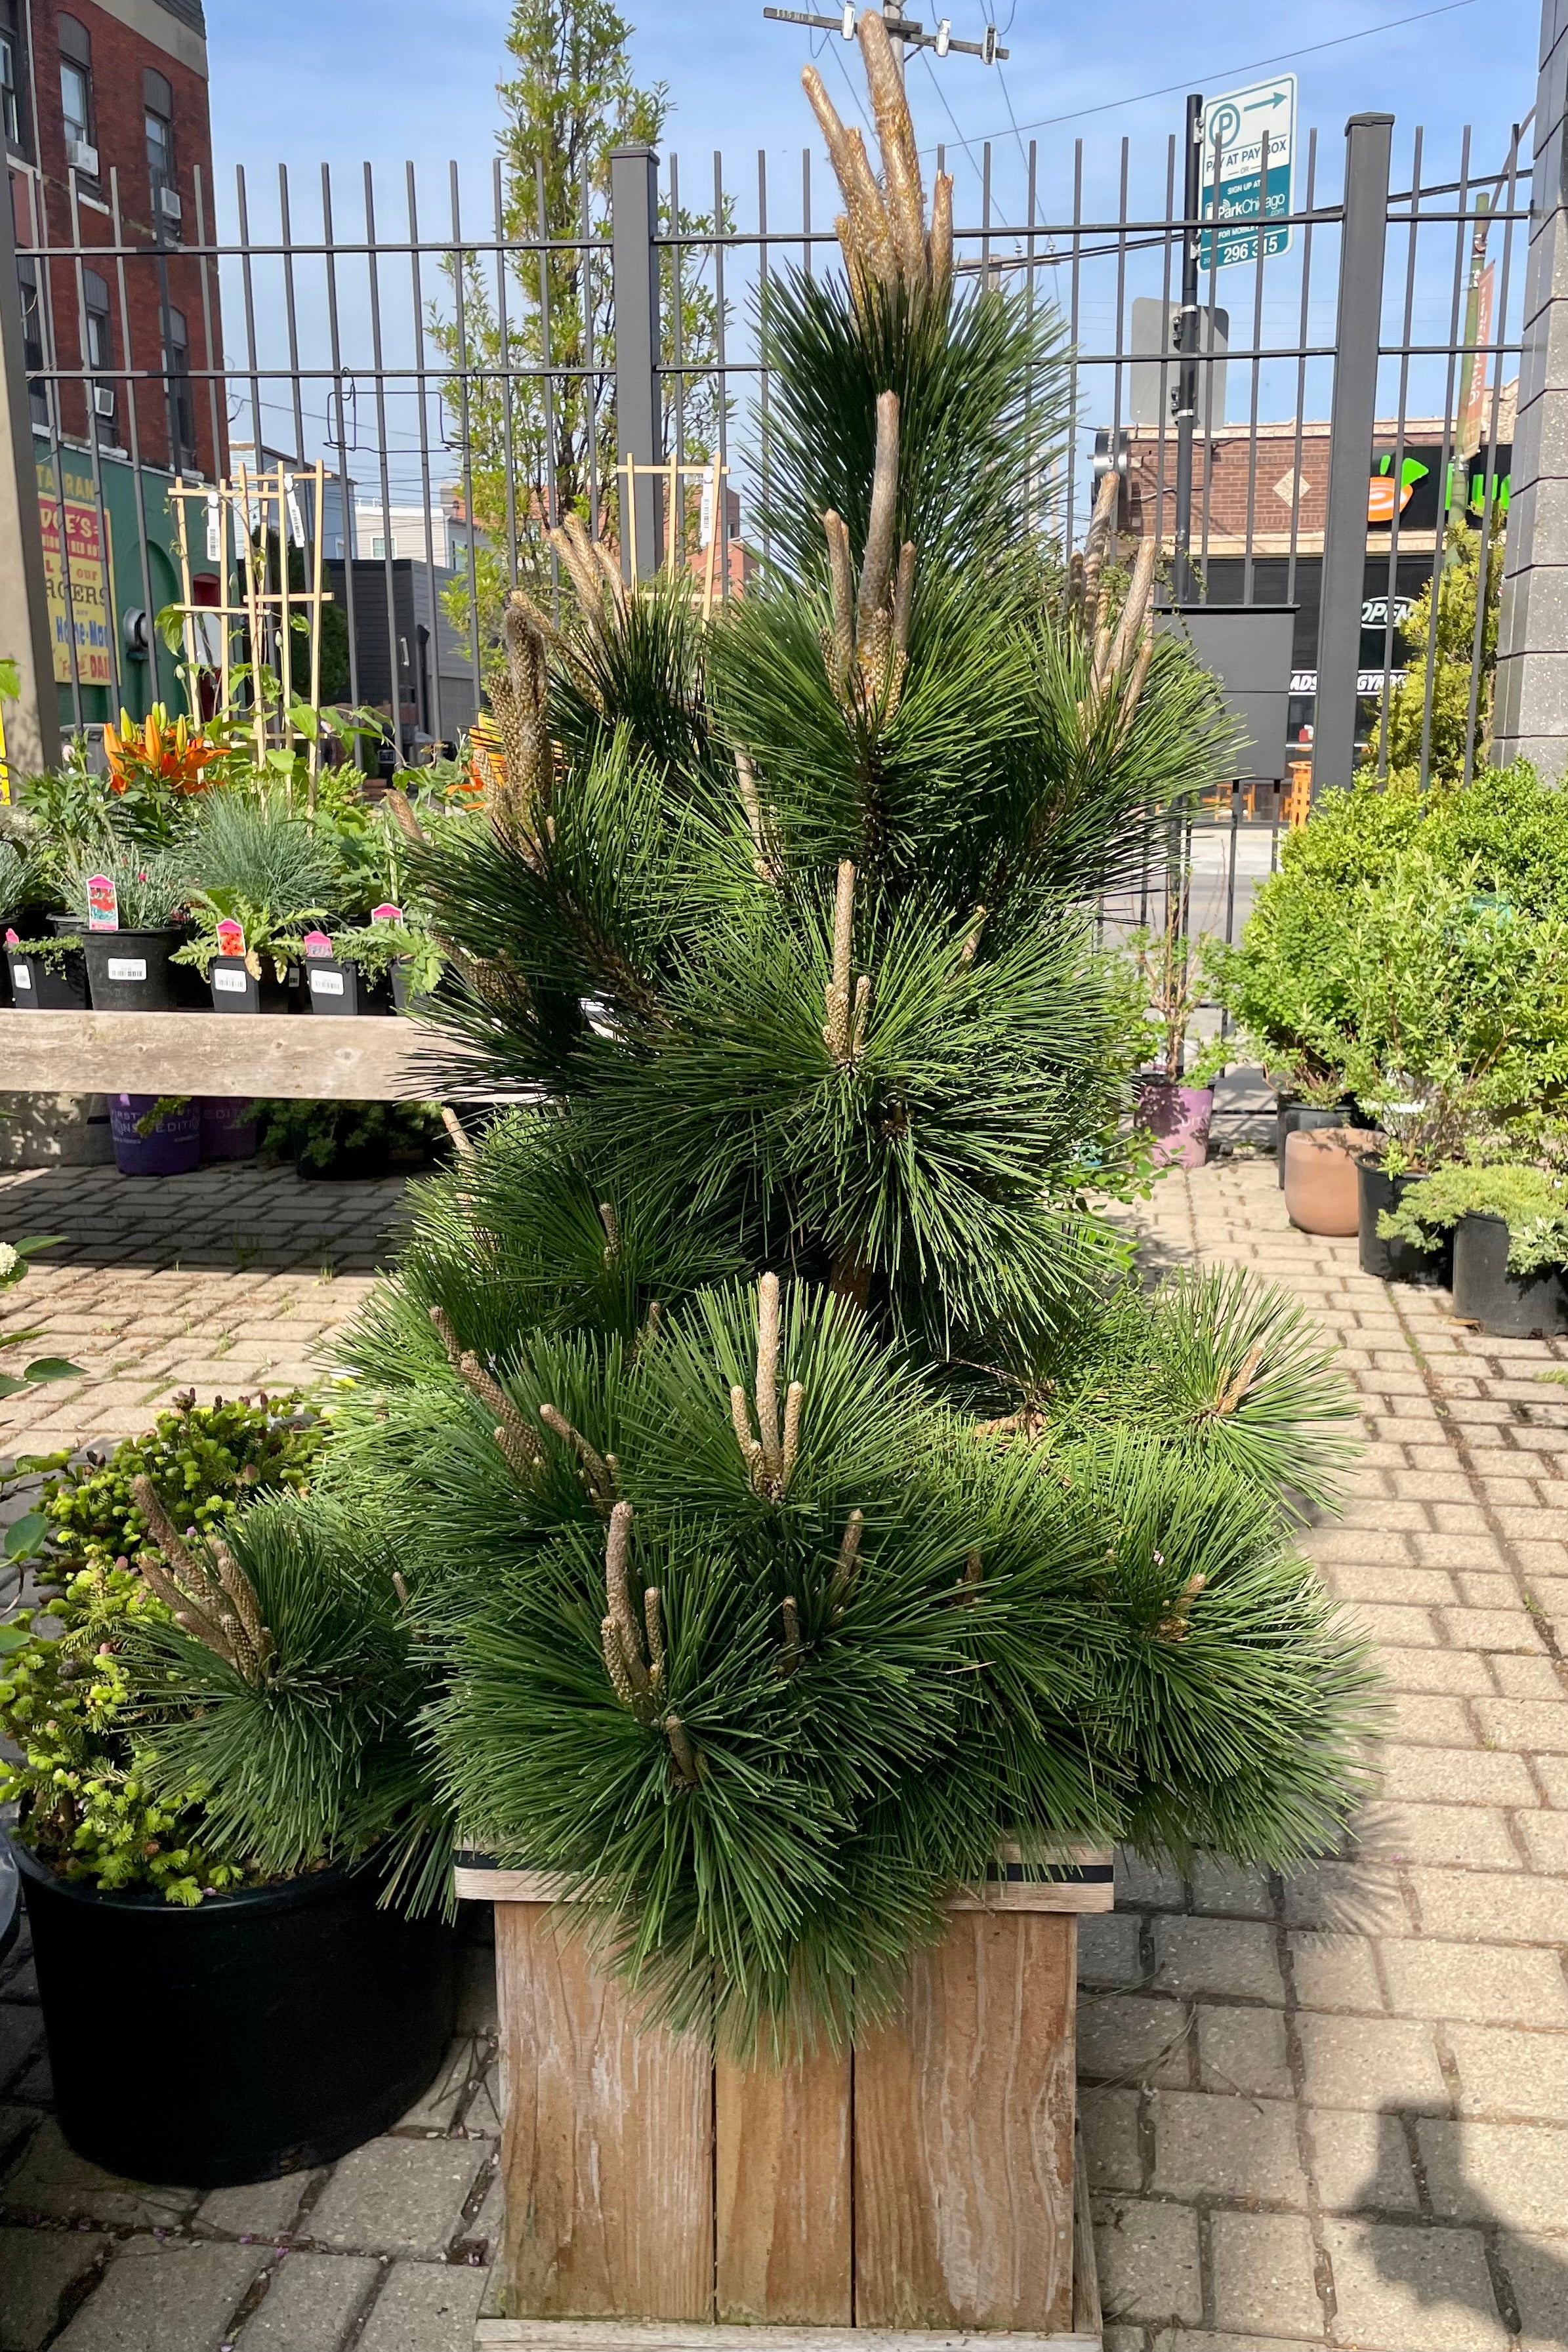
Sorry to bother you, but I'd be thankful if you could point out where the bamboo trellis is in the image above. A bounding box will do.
[617,451,729,619]
[167,457,331,791]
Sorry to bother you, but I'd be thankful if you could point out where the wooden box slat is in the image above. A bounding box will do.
[852,1914,1077,2334]
[496,1905,713,2321]
[714,2036,852,2324]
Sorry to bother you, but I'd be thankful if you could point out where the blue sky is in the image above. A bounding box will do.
[202,0,1542,497]
[209,0,1542,225]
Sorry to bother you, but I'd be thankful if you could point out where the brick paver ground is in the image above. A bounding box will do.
[1090,1155,1568,2352]
[5,1151,1568,2349]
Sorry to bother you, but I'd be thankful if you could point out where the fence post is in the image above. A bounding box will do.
[0,184,60,779]
[609,144,662,581]
[1494,0,1568,775]
[1314,112,1393,796]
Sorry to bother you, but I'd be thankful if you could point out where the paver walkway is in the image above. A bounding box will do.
[3,1153,1568,2349]
[1089,1155,1568,2352]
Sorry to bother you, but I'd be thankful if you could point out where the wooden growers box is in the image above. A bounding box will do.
[459,1849,1112,2351]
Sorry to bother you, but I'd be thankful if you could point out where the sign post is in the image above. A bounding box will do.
[1199,75,1296,271]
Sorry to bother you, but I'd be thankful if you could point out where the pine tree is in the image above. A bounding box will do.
[323,14,1378,2046]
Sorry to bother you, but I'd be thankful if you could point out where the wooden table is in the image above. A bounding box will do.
[0,1010,487,1102]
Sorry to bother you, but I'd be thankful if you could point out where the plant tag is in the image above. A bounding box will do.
[87,874,117,932]
[302,928,333,959]
[213,965,249,993]
[12,961,31,989]
[215,918,245,958]
[4,928,17,945]
[309,967,346,997]
[106,957,147,981]
[371,901,403,924]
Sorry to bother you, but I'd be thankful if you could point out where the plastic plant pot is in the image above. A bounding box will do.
[82,929,181,1012]
[1275,1102,1346,1188]
[1357,1161,1451,1288]
[208,959,298,1014]
[10,1834,457,2187]
[1283,1126,1362,1235]
[199,1097,260,1161]
[304,957,396,1017]
[108,1093,201,1176]
[1136,1077,1214,1170]
[1452,1212,1568,1339]
[5,944,89,1010]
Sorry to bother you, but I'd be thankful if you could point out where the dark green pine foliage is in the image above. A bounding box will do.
[323,14,1378,2046]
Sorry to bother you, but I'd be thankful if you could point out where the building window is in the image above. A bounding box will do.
[144,68,175,215]
[82,266,115,439]
[0,20,22,152]
[58,15,93,167]
[17,255,47,427]
[163,304,196,468]
[371,535,387,559]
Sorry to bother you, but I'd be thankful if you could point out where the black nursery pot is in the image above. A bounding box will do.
[1452,1212,1568,1340]
[304,956,394,1017]
[209,957,299,1015]
[10,1836,457,2187]
[1276,1102,1347,1187]
[1357,1161,1453,1288]
[5,941,89,1010]
[81,928,181,1012]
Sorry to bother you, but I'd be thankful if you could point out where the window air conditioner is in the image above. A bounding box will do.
[65,136,97,175]
[92,385,115,419]
[158,185,182,224]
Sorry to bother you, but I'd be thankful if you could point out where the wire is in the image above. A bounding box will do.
[916,0,1479,151]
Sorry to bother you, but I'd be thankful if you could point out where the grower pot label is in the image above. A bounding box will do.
[310,969,346,997]
[12,963,31,988]
[106,958,147,981]
[213,966,249,993]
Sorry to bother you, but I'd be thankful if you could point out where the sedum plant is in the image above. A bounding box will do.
[260,18,1372,2045]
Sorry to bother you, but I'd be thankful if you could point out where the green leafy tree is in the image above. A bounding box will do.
[1369,524,1500,788]
[433,0,729,644]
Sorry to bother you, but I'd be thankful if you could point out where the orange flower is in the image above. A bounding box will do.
[104,705,221,796]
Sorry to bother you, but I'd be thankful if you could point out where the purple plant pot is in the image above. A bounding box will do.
[1136,1077,1215,1170]
[108,1094,201,1178]
[199,1096,260,1162]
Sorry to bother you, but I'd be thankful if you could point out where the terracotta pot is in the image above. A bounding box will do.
[1283,1126,1362,1235]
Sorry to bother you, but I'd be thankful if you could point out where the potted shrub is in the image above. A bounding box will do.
[172,796,344,1014]
[1378,1161,1568,1336]
[62,848,193,1012]
[257,1097,448,1181]
[0,1395,457,2186]
[312,27,1378,2335]
[1126,911,1226,1167]
[106,1092,201,1177]
[304,918,442,1016]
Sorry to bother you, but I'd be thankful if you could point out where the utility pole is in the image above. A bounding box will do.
[1172,93,1203,605]
[762,5,1009,78]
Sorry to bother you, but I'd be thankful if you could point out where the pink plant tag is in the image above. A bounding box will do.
[302,928,334,959]
[4,927,18,946]
[87,873,118,932]
[371,901,403,924]
[215,917,246,959]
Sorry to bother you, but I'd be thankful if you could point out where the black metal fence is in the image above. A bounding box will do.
[9,96,1531,876]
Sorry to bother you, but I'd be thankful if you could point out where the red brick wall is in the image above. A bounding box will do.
[19,0,224,478]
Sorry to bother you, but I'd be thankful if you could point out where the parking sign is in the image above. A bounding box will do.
[1198,75,1296,270]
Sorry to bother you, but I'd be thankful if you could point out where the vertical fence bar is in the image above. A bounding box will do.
[610,144,661,581]
[449,161,484,705]
[1315,112,1394,794]
[1464,129,1524,780]
[1374,125,1424,776]
[320,163,361,716]
[406,163,445,750]
[1418,126,1474,791]
[0,174,59,772]
[106,169,159,733]
[363,163,403,758]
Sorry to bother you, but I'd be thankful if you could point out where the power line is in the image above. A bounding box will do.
[915,0,1478,151]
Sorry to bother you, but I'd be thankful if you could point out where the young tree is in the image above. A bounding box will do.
[1369,521,1500,788]
[326,15,1376,2046]
[433,0,726,642]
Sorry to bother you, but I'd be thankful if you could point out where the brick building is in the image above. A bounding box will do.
[5,0,224,480]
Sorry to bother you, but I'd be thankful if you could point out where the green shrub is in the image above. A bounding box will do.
[257,1099,448,1174]
[1378,1161,1568,1277]
[40,1391,329,1574]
